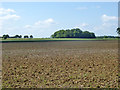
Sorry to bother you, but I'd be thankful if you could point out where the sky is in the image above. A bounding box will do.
[0,2,118,38]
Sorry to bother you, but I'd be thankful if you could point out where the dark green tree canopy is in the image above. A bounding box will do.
[30,35,33,38]
[51,28,96,38]
[3,34,9,39]
[24,35,29,38]
[117,27,120,35]
[14,35,22,38]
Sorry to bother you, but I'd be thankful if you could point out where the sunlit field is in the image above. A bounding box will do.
[1,38,118,42]
[2,40,118,88]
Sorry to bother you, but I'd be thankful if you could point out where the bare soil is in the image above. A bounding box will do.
[2,41,119,88]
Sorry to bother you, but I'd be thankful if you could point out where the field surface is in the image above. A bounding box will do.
[1,38,118,43]
[2,40,119,88]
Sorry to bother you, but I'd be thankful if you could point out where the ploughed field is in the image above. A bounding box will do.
[2,41,118,88]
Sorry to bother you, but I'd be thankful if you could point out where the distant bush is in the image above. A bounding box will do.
[24,35,29,38]
[11,35,22,38]
[2,34,9,39]
[117,27,120,35]
[1,34,34,39]
[96,36,118,38]
[30,35,33,38]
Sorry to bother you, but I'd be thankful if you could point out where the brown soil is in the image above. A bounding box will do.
[2,41,119,88]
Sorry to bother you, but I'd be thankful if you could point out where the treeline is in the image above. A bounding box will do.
[1,35,33,39]
[96,36,119,38]
[51,28,96,38]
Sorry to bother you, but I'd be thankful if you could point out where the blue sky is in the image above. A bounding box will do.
[0,2,118,38]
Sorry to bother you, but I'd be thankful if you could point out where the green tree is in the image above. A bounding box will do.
[104,36,108,38]
[24,35,29,38]
[14,35,19,38]
[51,28,96,38]
[13,35,22,38]
[30,35,33,38]
[3,34,9,39]
[90,33,96,38]
[117,27,120,35]
[19,35,22,38]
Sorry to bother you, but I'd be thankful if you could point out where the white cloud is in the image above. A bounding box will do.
[24,25,31,28]
[34,18,54,26]
[23,18,57,38]
[0,8,15,15]
[0,8,20,21]
[93,22,117,36]
[0,8,20,35]
[93,14,117,36]
[25,18,55,29]
[102,14,117,22]
[81,23,88,27]
[74,23,89,30]
[7,9,15,13]
[0,14,20,20]
[44,18,54,23]
[74,15,118,36]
